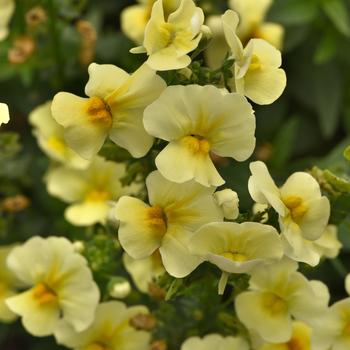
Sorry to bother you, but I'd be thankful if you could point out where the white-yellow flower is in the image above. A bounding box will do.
[29,101,89,169]
[313,225,342,259]
[123,251,165,293]
[310,298,350,350]
[214,189,239,220]
[229,0,284,48]
[189,221,283,294]
[46,156,135,226]
[143,84,255,187]
[0,102,10,126]
[0,245,19,323]
[55,301,150,350]
[131,0,205,71]
[115,170,223,278]
[248,161,330,266]
[181,334,249,350]
[5,236,99,337]
[222,10,286,105]
[0,0,14,41]
[121,0,180,44]
[258,321,312,350]
[235,259,329,343]
[52,63,166,159]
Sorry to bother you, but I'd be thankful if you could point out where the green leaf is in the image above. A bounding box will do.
[269,117,299,168]
[314,64,343,139]
[314,30,339,64]
[269,0,319,25]
[323,0,350,37]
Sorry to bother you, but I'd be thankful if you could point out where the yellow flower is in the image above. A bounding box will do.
[189,222,283,294]
[311,298,350,350]
[0,0,15,41]
[121,0,180,44]
[181,334,249,350]
[115,170,223,278]
[229,0,284,48]
[143,84,255,187]
[46,156,135,226]
[52,63,166,159]
[346,275,350,295]
[0,102,10,126]
[123,251,165,293]
[214,189,239,220]
[258,321,312,350]
[0,245,19,323]
[55,301,150,350]
[131,0,205,71]
[5,236,100,336]
[248,161,330,266]
[29,101,89,169]
[235,259,329,343]
[222,10,286,105]
[313,225,342,259]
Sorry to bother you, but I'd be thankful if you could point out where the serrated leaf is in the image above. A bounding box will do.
[323,0,350,37]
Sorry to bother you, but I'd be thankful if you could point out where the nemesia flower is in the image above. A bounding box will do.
[52,63,166,159]
[189,222,283,293]
[55,301,150,350]
[123,251,165,293]
[0,102,10,126]
[29,101,89,169]
[181,334,249,350]
[115,170,223,278]
[346,275,350,295]
[5,236,99,336]
[214,189,240,220]
[258,321,312,350]
[222,10,286,105]
[46,156,135,226]
[313,224,342,259]
[131,0,205,71]
[143,84,255,187]
[121,0,180,44]
[235,259,329,343]
[0,0,14,41]
[229,0,284,48]
[0,245,19,323]
[248,161,330,266]
[309,298,350,350]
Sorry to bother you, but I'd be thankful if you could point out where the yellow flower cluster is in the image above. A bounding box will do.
[4,1,344,349]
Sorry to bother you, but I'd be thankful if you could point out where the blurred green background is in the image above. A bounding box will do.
[1,0,350,348]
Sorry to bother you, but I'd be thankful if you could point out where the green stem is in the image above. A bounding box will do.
[47,0,64,86]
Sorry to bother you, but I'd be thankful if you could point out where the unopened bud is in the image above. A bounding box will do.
[130,313,156,331]
[150,340,167,350]
[1,195,30,213]
[8,36,35,64]
[72,241,85,253]
[214,189,239,220]
[148,282,166,301]
[26,6,47,28]
[109,277,131,299]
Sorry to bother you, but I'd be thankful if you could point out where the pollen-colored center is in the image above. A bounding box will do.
[86,96,112,127]
[47,136,66,155]
[85,343,112,350]
[262,292,286,315]
[248,54,262,71]
[32,283,57,305]
[147,205,167,235]
[85,189,111,202]
[181,136,210,155]
[282,195,308,223]
[221,252,247,262]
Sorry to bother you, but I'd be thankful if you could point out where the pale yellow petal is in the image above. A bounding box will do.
[65,202,110,226]
[51,92,107,159]
[222,10,244,60]
[258,23,284,50]
[85,63,129,98]
[116,196,162,259]
[0,102,10,125]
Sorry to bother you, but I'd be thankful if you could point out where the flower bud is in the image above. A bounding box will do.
[109,277,131,299]
[130,313,156,331]
[214,189,239,220]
